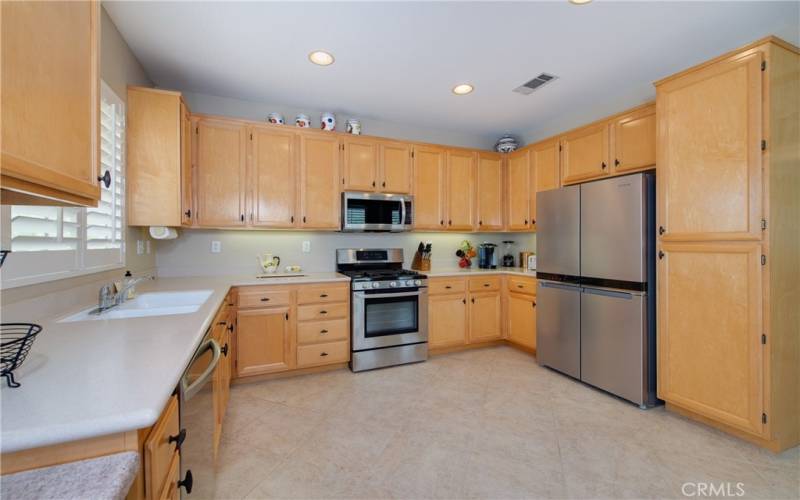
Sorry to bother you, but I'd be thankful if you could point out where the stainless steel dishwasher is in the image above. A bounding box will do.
[179,330,221,498]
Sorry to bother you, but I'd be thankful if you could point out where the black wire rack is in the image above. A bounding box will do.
[0,250,9,268]
[1,323,42,388]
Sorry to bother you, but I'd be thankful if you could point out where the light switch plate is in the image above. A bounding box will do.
[136,240,145,255]
[211,241,222,253]
[302,241,311,253]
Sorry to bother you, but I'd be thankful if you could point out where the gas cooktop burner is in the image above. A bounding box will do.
[342,269,427,281]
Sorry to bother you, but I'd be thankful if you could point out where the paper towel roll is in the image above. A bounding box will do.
[149,226,178,240]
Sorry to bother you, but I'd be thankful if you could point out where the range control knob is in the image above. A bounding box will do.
[389,281,398,288]
[414,279,422,286]
[405,280,414,286]
[371,282,381,289]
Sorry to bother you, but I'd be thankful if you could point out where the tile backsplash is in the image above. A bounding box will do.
[156,230,536,277]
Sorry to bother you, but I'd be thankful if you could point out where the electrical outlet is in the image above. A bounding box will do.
[211,241,222,253]
[302,241,311,253]
[146,240,151,254]
[136,240,145,255]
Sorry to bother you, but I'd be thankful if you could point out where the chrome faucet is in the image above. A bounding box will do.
[92,274,153,314]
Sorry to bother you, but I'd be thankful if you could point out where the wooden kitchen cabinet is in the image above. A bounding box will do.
[561,122,610,184]
[507,292,536,350]
[506,149,531,231]
[476,152,504,231]
[445,150,476,231]
[468,292,502,343]
[1,0,101,206]
[379,141,412,193]
[342,137,379,191]
[236,306,295,376]
[250,125,298,228]
[194,118,248,227]
[413,145,446,230]
[143,394,180,500]
[611,104,656,174]
[655,37,799,451]
[127,87,192,227]
[299,133,341,229]
[428,293,468,349]
[531,138,560,230]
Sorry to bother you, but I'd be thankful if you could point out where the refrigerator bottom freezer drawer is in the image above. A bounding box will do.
[580,287,646,405]
[536,280,580,379]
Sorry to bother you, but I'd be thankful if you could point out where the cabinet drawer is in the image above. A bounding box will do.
[238,289,291,308]
[469,276,501,292]
[297,284,349,305]
[508,277,537,295]
[297,340,350,368]
[428,278,466,295]
[297,302,348,321]
[144,394,180,500]
[297,318,349,344]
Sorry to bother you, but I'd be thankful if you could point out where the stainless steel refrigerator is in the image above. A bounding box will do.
[536,172,657,408]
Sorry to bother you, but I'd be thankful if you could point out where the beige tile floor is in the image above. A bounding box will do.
[204,346,799,499]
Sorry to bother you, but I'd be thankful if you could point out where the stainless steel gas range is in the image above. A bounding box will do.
[336,248,428,372]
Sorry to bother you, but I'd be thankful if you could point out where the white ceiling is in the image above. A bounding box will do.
[104,1,799,143]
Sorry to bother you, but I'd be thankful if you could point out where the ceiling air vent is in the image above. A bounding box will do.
[513,73,558,95]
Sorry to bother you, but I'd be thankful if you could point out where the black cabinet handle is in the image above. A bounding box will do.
[168,428,186,451]
[445,285,452,289]
[372,181,376,187]
[524,219,528,225]
[517,284,523,288]
[98,170,111,188]
[320,329,328,334]
[320,293,328,298]
[303,216,307,223]
[532,219,536,225]
[471,297,475,303]
[217,321,226,326]
[440,220,444,226]
[320,352,329,357]
[184,209,192,218]
[658,250,665,260]
[601,162,607,170]
[178,470,193,494]
[462,298,466,304]
[448,220,452,226]
[260,297,270,302]
[483,283,490,287]
[479,220,482,226]
[227,324,234,332]
[532,301,537,308]
[382,181,386,188]
[221,344,229,356]
[658,226,665,235]
[320,310,328,314]
[614,159,620,167]
[291,216,294,223]
[240,214,245,222]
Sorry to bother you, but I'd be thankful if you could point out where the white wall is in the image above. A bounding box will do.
[156,230,536,277]
[180,91,498,151]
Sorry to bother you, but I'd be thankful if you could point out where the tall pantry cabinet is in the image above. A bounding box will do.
[655,37,799,452]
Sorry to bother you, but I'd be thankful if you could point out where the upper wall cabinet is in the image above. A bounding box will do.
[194,118,248,227]
[1,0,100,206]
[413,145,446,230]
[531,138,560,230]
[128,87,192,227]
[612,105,656,174]
[250,126,298,228]
[561,122,610,184]
[299,133,341,229]
[445,150,476,231]
[506,149,531,231]
[476,152,504,231]
[341,137,378,191]
[379,141,412,194]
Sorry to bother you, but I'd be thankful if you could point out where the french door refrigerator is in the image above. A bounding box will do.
[536,172,657,408]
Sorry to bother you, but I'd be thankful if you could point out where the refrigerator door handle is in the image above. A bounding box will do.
[539,281,581,292]
[582,287,634,299]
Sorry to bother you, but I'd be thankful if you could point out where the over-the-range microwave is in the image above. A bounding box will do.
[341,191,413,232]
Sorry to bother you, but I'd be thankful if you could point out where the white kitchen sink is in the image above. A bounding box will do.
[58,290,214,322]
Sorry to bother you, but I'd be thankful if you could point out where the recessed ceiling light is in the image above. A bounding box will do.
[569,0,592,4]
[452,84,474,95]
[308,50,335,66]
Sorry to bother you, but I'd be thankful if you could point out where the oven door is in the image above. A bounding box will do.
[342,192,412,232]
[352,287,428,350]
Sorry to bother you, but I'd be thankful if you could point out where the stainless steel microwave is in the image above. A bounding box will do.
[341,192,413,232]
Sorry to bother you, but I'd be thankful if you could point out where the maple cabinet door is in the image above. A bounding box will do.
[612,105,656,174]
[657,51,762,242]
[446,150,476,231]
[657,242,764,436]
[413,146,446,230]
[507,292,536,350]
[476,153,503,231]
[428,294,467,349]
[236,307,295,377]
[379,141,412,194]
[342,137,378,191]
[468,291,502,343]
[299,134,341,229]
[195,118,247,227]
[506,150,531,231]
[180,103,193,226]
[561,123,610,184]
[251,126,297,228]
[532,139,560,230]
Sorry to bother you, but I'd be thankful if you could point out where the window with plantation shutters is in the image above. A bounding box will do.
[0,81,126,289]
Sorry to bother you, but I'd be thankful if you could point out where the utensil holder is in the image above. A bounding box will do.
[411,251,431,271]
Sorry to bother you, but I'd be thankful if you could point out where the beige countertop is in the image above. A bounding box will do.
[0,273,349,454]
[425,267,537,278]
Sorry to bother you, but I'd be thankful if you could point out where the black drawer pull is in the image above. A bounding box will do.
[320,352,329,357]
[483,283,490,287]
[532,301,537,308]
[320,310,328,314]
[320,329,328,334]
[228,324,234,332]
[260,297,270,302]
[168,428,186,451]
[221,344,229,356]
[320,293,328,298]
[517,284,523,288]
[445,285,452,289]
[98,170,111,188]
[178,470,193,494]
[217,321,226,326]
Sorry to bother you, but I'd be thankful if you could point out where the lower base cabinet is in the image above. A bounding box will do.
[236,306,294,377]
[507,292,536,350]
[142,395,180,500]
[429,293,468,349]
[428,276,505,349]
[468,291,503,343]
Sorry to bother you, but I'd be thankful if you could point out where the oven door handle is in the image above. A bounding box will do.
[180,339,221,401]
[353,290,424,299]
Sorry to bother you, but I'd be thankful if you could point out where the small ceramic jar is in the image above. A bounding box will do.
[346,119,362,135]
[295,114,311,128]
[320,112,336,131]
[267,112,284,125]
